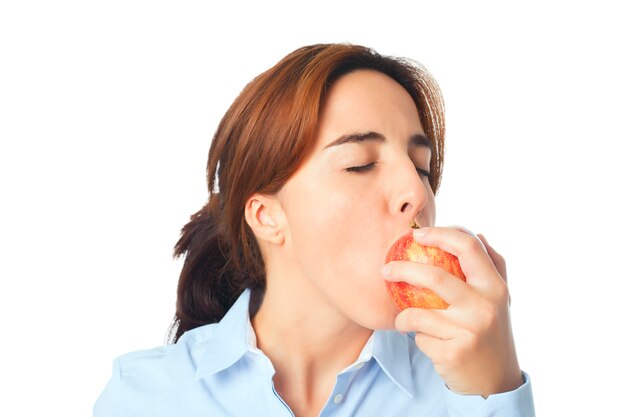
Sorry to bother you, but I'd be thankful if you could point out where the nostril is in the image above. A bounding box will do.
[401,202,412,212]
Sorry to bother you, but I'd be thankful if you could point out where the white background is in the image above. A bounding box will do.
[1,1,624,416]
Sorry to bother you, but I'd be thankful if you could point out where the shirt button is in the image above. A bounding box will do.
[333,394,343,404]
[355,362,364,370]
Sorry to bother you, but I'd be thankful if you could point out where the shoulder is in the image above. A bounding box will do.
[116,323,218,383]
[94,324,220,417]
[115,344,180,384]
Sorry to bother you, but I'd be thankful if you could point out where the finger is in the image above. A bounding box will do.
[477,234,511,306]
[382,261,470,306]
[477,234,507,283]
[412,227,498,290]
[413,332,448,365]
[396,308,460,340]
[448,225,487,253]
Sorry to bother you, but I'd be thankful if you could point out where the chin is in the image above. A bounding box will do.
[356,301,399,331]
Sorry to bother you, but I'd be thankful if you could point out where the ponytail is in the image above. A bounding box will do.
[168,193,264,343]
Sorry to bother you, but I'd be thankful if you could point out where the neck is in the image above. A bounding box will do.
[251,271,372,414]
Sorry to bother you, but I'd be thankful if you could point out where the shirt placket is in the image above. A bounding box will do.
[319,361,366,417]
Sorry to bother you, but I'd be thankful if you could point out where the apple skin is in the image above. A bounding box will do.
[385,231,466,310]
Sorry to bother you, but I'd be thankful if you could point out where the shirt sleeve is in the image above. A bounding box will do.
[444,371,535,417]
[93,358,124,417]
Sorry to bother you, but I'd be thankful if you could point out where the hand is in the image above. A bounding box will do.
[382,226,523,397]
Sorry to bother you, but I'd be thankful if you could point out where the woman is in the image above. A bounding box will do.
[94,43,535,416]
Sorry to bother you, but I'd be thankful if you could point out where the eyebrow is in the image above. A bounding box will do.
[323,130,434,152]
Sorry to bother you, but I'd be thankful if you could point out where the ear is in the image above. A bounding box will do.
[244,193,285,245]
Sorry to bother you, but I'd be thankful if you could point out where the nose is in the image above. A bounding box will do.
[389,158,428,225]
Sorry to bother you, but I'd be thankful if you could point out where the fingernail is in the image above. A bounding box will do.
[380,264,392,277]
[412,228,427,239]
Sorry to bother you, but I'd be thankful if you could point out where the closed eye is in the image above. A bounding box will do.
[347,162,431,178]
[345,162,377,173]
[416,167,431,179]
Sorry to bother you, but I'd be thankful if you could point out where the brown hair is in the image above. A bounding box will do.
[169,43,446,342]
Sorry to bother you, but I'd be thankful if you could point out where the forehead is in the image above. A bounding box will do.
[316,69,424,148]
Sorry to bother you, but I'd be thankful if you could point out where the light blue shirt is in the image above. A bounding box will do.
[94,289,535,416]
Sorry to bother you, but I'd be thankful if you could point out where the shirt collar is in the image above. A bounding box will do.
[371,330,415,398]
[191,289,255,379]
[190,288,415,397]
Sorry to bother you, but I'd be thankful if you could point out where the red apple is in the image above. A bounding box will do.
[385,230,466,310]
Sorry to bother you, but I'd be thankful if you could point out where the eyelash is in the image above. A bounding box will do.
[346,162,431,178]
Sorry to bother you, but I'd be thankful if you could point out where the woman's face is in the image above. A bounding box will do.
[277,69,436,329]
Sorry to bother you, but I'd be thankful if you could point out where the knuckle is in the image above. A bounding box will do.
[464,236,483,253]
[493,281,510,304]
[474,301,498,330]
[462,329,480,351]
[427,266,446,287]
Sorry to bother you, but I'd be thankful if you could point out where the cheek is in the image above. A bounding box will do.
[291,187,377,266]
[286,180,397,328]
[291,179,380,262]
